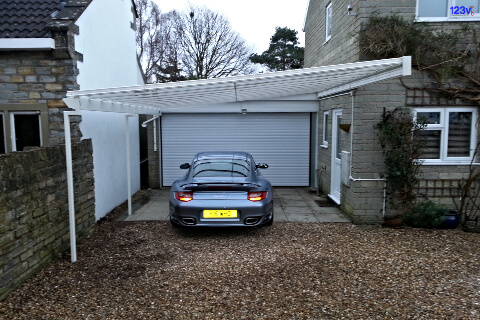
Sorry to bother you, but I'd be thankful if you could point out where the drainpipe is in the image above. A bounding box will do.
[141,114,161,152]
[142,114,163,187]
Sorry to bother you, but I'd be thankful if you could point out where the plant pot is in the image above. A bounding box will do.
[439,210,460,229]
[383,216,403,228]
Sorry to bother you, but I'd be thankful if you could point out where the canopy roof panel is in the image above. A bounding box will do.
[64,56,411,115]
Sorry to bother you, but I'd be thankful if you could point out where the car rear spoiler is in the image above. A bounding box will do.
[180,182,262,191]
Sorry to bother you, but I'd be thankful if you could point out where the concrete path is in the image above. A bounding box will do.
[121,187,350,223]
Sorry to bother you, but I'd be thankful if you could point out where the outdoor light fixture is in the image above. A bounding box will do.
[242,108,247,114]
[347,5,357,16]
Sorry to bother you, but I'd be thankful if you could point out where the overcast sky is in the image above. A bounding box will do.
[151,0,310,54]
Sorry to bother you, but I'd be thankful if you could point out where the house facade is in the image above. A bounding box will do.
[0,0,143,299]
[304,0,480,223]
[0,0,143,220]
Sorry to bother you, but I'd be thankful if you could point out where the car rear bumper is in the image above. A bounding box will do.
[169,199,273,227]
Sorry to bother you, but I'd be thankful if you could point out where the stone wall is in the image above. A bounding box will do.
[308,0,479,223]
[305,0,419,68]
[318,73,479,223]
[0,139,95,300]
[0,50,82,145]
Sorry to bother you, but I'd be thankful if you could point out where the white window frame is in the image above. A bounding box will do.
[325,2,333,42]
[416,0,480,22]
[321,111,329,148]
[10,111,43,152]
[414,107,478,164]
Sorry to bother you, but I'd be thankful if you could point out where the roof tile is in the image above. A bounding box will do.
[0,0,92,38]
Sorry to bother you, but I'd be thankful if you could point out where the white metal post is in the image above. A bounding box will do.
[125,115,134,215]
[64,111,80,263]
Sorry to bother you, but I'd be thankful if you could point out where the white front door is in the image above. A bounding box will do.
[329,109,342,204]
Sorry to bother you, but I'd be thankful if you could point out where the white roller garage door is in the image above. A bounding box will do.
[161,113,311,186]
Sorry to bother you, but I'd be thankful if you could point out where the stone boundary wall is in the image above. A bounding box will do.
[0,139,95,300]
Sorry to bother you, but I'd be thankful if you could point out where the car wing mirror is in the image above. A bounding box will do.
[256,163,268,169]
[180,163,190,169]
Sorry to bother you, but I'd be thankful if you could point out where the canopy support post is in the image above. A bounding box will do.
[125,115,134,216]
[64,111,81,263]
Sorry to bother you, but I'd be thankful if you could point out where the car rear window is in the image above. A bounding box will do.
[193,160,250,177]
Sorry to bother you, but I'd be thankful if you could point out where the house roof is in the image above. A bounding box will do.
[64,57,412,116]
[0,0,92,38]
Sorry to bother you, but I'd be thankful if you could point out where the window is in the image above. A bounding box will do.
[0,113,5,154]
[322,111,329,147]
[0,104,49,153]
[11,112,42,151]
[415,107,477,163]
[417,0,480,21]
[193,159,251,178]
[325,2,333,41]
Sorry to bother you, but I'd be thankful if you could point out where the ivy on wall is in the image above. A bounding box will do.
[359,13,480,105]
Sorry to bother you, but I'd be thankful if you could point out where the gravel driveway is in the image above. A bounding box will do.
[1,220,479,319]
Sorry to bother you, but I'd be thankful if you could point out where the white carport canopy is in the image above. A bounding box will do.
[63,56,412,262]
[64,56,411,115]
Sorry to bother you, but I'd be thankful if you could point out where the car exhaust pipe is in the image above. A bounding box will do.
[181,218,196,225]
[245,217,260,225]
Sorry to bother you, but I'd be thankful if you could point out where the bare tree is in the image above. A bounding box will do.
[135,0,164,81]
[173,6,255,79]
[136,2,255,82]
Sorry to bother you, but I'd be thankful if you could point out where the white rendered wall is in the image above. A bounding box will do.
[75,0,143,219]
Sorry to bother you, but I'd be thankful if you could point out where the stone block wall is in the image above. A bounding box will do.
[305,0,419,68]
[319,73,479,223]
[0,50,82,145]
[0,139,95,300]
[319,90,390,223]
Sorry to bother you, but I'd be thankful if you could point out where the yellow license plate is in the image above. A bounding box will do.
[203,210,238,218]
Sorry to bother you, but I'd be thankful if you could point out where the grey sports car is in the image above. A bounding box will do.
[169,151,274,227]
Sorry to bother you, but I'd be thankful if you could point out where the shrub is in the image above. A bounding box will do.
[404,200,446,229]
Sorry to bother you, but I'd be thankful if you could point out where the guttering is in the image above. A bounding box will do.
[0,38,56,51]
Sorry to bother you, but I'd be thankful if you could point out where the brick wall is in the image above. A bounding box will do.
[0,139,95,300]
[0,50,82,145]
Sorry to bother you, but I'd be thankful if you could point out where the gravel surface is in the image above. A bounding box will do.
[1,221,479,319]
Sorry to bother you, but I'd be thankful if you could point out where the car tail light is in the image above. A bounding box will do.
[248,191,267,201]
[175,191,193,202]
